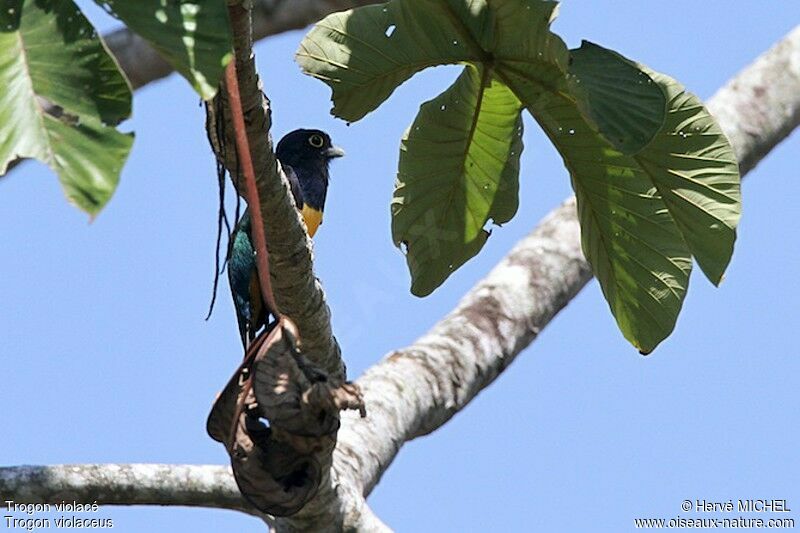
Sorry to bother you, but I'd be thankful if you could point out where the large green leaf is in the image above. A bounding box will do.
[392,65,523,296]
[94,0,232,99]
[531,88,692,353]
[300,0,741,352]
[300,0,566,295]
[0,0,133,216]
[514,43,739,352]
[570,42,740,285]
[298,0,567,122]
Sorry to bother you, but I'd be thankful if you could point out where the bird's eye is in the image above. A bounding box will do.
[308,134,324,148]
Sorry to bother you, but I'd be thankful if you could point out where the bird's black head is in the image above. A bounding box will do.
[276,129,343,212]
[275,129,345,170]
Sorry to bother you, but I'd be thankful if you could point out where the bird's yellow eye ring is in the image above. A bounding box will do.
[308,134,324,148]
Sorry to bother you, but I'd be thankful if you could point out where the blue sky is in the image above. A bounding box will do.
[1,1,798,531]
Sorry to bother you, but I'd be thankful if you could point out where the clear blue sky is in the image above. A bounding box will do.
[2,2,798,531]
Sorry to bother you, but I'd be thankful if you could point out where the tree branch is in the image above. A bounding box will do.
[1,21,797,533]
[704,26,800,175]
[0,464,256,515]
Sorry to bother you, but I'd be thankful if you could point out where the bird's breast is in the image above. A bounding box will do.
[301,205,323,238]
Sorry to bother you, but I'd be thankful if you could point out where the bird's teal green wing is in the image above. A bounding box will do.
[228,211,265,347]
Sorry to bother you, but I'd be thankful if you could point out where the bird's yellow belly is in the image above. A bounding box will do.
[301,205,323,238]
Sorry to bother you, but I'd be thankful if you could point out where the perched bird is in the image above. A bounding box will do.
[228,129,344,347]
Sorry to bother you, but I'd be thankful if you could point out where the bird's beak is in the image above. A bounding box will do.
[325,145,345,158]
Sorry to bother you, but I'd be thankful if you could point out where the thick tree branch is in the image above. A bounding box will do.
[104,0,378,90]
[704,27,800,175]
[0,464,255,515]
[2,22,797,533]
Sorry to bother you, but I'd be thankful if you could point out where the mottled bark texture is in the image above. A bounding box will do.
[0,13,797,533]
[705,27,800,175]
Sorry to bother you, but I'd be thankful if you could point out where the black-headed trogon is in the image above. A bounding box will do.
[228,129,344,348]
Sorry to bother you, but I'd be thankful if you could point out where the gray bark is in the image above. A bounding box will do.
[0,7,797,533]
[0,464,251,514]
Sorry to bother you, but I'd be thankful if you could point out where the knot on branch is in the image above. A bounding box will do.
[207,320,365,516]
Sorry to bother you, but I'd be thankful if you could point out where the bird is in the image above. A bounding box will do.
[228,129,344,348]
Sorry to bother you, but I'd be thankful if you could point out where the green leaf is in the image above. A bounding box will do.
[569,42,739,285]
[94,0,232,100]
[533,91,693,353]
[300,0,564,294]
[491,0,569,90]
[297,0,486,122]
[567,41,665,155]
[301,0,741,352]
[392,65,523,296]
[0,0,133,216]
[513,44,739,352]
[635,68,741,285]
